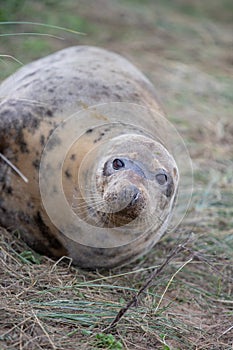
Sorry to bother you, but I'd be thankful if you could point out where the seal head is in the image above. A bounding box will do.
[72,134,178,233]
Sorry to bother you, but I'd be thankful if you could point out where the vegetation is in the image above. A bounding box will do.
[0,0,232,349]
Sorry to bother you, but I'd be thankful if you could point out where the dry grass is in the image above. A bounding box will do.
[0,227,232,349]
[0,0,233,349]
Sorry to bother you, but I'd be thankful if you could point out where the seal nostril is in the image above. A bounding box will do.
[130,188,140,206]
[156,173,168,185]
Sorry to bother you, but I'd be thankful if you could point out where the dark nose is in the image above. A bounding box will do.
[129,185,140,206]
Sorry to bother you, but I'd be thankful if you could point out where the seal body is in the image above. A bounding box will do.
[0,46,179,268]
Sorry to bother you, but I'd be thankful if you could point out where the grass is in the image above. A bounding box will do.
[1,228,232,349]
[0,0,233,349]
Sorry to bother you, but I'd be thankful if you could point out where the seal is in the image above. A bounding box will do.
[0,46,179,269]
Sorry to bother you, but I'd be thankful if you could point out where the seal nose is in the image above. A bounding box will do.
[129,185,140,206]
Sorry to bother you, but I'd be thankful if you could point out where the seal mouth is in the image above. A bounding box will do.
[95,184,146,227]
[103,183,142,212]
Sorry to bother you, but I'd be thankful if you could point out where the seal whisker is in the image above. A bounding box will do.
[72,195,105,204]
[71,195,107,210]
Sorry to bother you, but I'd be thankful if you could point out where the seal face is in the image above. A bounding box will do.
[0,46,180,269]
[85,134,177,229]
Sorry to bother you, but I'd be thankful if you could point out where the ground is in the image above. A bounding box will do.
[0,0,232,349]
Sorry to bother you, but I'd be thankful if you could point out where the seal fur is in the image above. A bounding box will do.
[0,46,179,268]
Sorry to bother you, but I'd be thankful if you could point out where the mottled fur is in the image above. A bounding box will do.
[0,46,178,268]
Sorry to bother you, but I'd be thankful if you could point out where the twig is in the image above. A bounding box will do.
[218,325,233,338]
[0,152,28,183]
[0,316,33,338]
[0,54,23,65]
[154,256,193,313]
[32,310,56,350]
[183,246,233,282]
[104,240,190,332]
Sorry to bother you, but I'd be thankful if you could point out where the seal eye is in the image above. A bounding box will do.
[113,158,125,170]
[156,173,168,185]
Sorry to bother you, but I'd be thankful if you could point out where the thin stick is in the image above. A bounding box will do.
[0,54,23,65]
[32,311,56,350]
[184,246,233,282]
[0,153,28,183]
[0,32,64,40]
[154,256,193,313]
[104,241,189,332]
[219,325,233,338]
[0,21,85,35]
